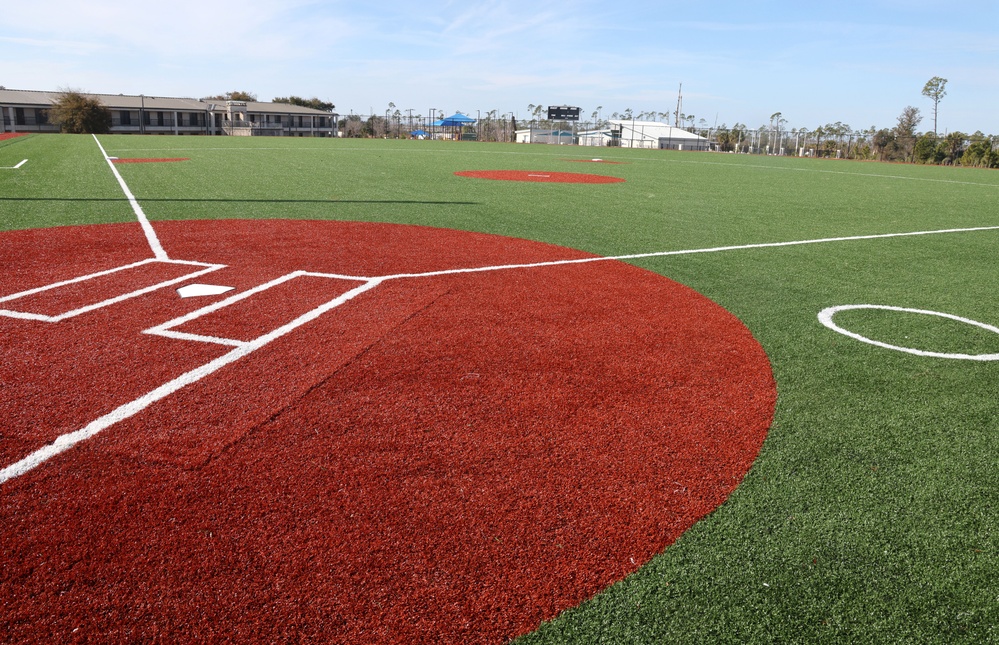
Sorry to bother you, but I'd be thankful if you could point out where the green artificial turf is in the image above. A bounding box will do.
[2,134,997,643]
[0,134,138,230]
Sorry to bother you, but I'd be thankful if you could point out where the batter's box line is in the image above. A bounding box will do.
[0,276,384,485]
[0,258,226,322]
[0,159,28,170]
[144,270,377,347]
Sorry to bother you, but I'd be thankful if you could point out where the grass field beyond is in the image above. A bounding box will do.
[1,134,997,643]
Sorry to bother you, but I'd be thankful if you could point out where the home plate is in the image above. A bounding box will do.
[177,283,235,298]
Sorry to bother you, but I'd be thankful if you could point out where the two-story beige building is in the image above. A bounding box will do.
[0,89,335,136]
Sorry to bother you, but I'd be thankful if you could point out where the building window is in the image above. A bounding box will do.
[121,110,132,125]
[15,107,25,126]
[157,112,164,126]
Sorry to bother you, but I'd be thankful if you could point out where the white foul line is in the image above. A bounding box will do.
[3,222,999,485]
[376,224,999,281]
[92,134,169,261]
[0,159,28,169]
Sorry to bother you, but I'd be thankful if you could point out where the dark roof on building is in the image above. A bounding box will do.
[0,89,332,115]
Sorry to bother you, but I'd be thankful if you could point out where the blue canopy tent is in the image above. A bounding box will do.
[433,113,476,139]
[436,113,475,126]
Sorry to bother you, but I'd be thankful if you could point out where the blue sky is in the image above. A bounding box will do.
[3,0,997,133]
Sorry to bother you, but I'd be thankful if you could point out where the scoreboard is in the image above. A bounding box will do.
[547,106,581,121]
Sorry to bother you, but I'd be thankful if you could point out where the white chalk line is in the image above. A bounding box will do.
[92,134,169,261]
[0,159,28,169]
[4,222,999,485]
[818,305,999,361]
[377,224,999,281]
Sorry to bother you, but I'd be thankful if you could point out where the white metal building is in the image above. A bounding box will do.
[578,120,709,150]
[514,128,577,144]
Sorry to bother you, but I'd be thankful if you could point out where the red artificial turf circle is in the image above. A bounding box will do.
[455,169,625,183]
[0,220,775,644]
[0,132,29,141]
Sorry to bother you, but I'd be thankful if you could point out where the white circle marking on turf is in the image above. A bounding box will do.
[818,304,999,361]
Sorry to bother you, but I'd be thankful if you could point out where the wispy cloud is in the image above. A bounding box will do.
[1,0,995,132]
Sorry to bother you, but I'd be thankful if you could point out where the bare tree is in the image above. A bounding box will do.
[592,105,603,128]
[894,106,923,162]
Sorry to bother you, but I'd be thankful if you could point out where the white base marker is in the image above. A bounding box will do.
[177,284,236,298]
